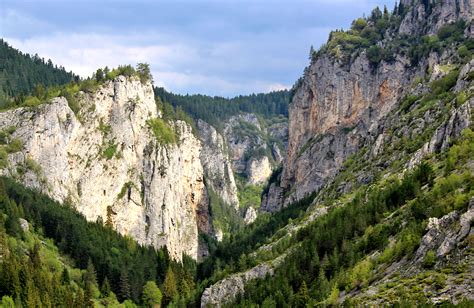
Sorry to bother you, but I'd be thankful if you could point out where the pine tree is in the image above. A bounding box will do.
[74,288,85,307]
[294,281,309,308]
[29,243,41,268]
[119,270,131,301]
[163,267,177,304]
[101,277,111,297]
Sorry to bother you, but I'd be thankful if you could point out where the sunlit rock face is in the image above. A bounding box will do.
[0,76,210,260]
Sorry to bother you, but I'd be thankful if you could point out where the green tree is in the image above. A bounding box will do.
[136,63,152,83]
[142,281,162,307]
[119,270,131,301]
[1,296,15,308]
[294,281,309,307]
[163,267,177,304]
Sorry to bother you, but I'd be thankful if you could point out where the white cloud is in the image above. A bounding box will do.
[4,32,293,96]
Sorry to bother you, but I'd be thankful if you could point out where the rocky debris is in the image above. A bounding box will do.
[244,207,257,224]
[201,254,286,307]
[0,76,210,260]
[197,120,240,210]
[415,198,474,263]
[19,218,29,232]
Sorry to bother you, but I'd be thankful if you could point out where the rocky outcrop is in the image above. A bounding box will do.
[408,60,474,169]
[398,0,472,36]
[408,98,473,169]
[414,198,474,263]
[246,156,272,185]
[197,120,239,209]
[244,206,257,224]
[0,76,210,260]
[200,254,286,307]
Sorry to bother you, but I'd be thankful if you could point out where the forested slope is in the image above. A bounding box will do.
[0,40,79,108]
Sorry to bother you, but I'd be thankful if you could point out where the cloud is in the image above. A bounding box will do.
[4,31,297,96]
[2,0,397,96]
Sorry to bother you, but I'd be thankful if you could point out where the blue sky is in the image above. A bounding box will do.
[1,0,396,97]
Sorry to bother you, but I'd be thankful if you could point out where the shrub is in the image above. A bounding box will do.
[102,143,117,160]
[352,18,367,32]
[25,157,42,175]
[430,69,459,95]
[23,96,42,107]
[458,45,470,60]
[6,138,23,153]
[423,250,436,268]
[437,21,466,42]
[367,45,383,65]
[147,118,177,145]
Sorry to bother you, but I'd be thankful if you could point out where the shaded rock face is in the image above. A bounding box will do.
[0,76,210,260]
[267,0,473,209]
[279,51,416,205]
[197,119,239,210]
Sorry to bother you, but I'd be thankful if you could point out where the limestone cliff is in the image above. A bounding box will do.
[197,119,239,210]
[0,76,210,260]
[265,0,473,210]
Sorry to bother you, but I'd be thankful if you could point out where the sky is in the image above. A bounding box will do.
[1,0,396,97]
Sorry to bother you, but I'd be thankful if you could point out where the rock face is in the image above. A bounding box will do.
[246,156,272,185]
[197,119,239,209]
[0,76,210,260]
[266,0,473,210]
[224,113,287,185]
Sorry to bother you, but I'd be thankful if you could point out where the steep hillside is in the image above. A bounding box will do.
[264,0,473,210]
[199,0,474,306]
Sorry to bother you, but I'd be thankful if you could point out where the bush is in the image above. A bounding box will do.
[147,118,177,145]
[23,96,42,107]
[6,138,23,153]
[367,45,383,65]
[437,21,466,43]
[423,250,436,268]
[458,45,470,60]
[352,18,367,32]
[430,69,459,95]
[102,143,117,160]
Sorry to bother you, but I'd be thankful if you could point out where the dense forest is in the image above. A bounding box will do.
[0,177,196,307]
[0,40,79,108]
[154,87,290,129]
